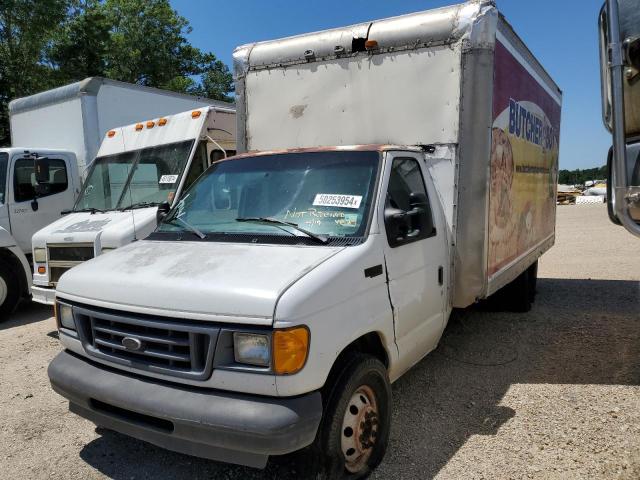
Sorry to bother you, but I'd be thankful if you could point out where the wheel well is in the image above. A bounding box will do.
[0,249,29,298]
[324,332,390,393]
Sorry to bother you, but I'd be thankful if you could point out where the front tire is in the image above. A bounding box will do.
[0,260,20,321]
[314,354,391,479]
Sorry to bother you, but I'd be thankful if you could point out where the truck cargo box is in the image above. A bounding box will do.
[9,77,228,173]
[233,0,562,307]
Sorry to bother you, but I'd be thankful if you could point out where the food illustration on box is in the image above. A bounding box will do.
[488,40,561,276]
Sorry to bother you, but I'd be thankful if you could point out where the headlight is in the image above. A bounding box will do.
[33,248,47,263]
[56,303,75,330]
[233,332,270,367]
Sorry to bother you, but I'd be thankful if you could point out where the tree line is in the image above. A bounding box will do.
[0,0,234,145]
[558,165,607,185]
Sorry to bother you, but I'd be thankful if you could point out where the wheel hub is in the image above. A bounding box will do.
[341,385,379,473]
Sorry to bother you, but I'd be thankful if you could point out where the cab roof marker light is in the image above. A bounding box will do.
[107,130,116,137]
[364,39,379,51]
[158,118,168,126]
[191,110,202,119]
[135,123,143,131]
[146,121,155,129]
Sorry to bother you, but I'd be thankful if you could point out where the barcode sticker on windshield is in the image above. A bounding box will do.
[159,175,179,184]
[313,194,362,209]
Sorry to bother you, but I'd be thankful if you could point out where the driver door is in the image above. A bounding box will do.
[381,152,447,369]
[8,153,76,253]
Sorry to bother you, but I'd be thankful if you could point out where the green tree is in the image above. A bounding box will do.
[0,0,68,144]
[0,0,233,145]
[49,0,111,81]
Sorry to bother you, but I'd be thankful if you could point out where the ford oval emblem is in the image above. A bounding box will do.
[121,337,143,351]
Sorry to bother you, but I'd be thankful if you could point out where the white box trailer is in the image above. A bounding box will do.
[47,1,562,475]
[9,77,227,173]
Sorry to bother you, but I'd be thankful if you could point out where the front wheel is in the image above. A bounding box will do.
[314,354,392,479]
[0,260,21,321]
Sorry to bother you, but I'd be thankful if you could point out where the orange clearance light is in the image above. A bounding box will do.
[135,123,143,131]
[146,121,155,129]
[158,118,168,126]
[364,39,379,50]
[273,327,310,375]
[107,130,116,138]
[37,266,46,274]
[191,110,202,119]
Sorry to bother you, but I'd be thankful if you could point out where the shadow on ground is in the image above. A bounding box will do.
[0,300,52,331]
[77,278,640,479]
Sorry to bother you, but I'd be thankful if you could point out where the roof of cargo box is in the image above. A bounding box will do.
[8,77,231,115]
[235,1,490,70]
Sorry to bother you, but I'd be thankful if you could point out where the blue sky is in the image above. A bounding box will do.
[171,0,609,171]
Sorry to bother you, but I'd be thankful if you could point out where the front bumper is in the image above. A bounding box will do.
[48,351,323,468]
[31,285,56,305]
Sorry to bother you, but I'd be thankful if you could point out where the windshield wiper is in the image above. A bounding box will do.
[163,216,207,239]
[119,201,162,211]
[236,217,329,244]
[68,207,106,214]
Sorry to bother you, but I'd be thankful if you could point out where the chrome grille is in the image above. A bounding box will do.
[74,305,218,380]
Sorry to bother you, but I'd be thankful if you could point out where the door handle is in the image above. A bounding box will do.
[438,266,444,285]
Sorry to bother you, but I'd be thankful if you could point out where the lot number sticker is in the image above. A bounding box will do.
[313,193,362,209]
[159,175,179,184]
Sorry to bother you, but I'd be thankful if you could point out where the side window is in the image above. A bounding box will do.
[14,158,68,203]
[0,153,7,205]
[385,157,436,247]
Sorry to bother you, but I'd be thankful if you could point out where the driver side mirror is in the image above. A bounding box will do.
[34,156,51,184]
[156,201,170,224]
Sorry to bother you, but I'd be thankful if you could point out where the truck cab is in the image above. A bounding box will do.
[31,106,235,305]
[0,147,79,317]
[49,145,450,471]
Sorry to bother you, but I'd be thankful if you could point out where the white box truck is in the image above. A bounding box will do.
[0,77,228,317]
[31,106,236,305]
[48,1,561,477]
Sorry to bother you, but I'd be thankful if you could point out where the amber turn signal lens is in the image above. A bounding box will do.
[273,327,309,375]
[107,130,116,137]
[135,123,143,131]
[191,110,202,118]
[146,121,155,128]
[158,118,167,126]
[364,39,379,50]
[37,266,46,274]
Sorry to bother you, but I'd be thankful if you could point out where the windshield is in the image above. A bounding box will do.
[156,151,381,242]
[74,140,195,211]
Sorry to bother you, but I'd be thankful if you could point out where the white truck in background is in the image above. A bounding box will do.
[0,77,227,317]
[31,106,236,305]
[48,2,561,478]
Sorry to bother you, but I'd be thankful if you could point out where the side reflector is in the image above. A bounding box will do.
[191,110,202,119]
[158,118,167,126]
[273,327,310,375]
[146,121,155,129]
[107,130,116,138]
[37,266,46,274]
[135,123,143,131]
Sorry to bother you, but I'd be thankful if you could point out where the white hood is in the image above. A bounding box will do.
[32,208,158,249]
[56,239,342,323]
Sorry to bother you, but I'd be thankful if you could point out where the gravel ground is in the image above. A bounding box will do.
[1,204,638,479]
